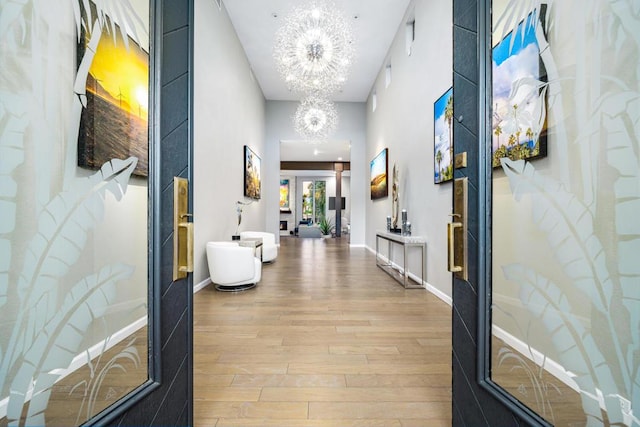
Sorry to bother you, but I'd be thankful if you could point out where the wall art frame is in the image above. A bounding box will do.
[434,86,454,183]
[280,178,290,211]
[370,148,389,200]
[77,1,150,177]
[244,145,261,200]
[491,7,548,168]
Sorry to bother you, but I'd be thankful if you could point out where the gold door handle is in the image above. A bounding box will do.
[448,177,468,280]
[173,177,193,280]
[447,222,463,273]
[178,222,194,274]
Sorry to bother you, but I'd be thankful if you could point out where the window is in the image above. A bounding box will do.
[385,63,392,88]
[405,19,415,56]
[302,180,326,223]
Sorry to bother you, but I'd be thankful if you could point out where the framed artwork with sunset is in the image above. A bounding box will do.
[77,4,149,177]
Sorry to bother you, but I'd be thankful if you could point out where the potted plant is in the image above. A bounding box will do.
[318,216,334,237]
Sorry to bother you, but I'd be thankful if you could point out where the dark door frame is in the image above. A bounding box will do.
[451,0,551,425]
[86,0,194,425]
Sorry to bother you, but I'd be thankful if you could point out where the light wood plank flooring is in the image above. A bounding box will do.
[194,236,453,427]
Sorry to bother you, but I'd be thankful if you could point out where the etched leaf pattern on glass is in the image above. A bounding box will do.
[495,0,640,425]
[0,0,147,425]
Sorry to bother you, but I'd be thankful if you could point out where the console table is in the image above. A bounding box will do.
[375,231,427,289]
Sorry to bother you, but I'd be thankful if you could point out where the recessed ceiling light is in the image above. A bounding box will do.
[338,157,343,161]
[314,149,319,156]
[272,12,278,18]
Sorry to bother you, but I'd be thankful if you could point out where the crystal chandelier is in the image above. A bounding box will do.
[273,0,354,95]
[293,95,338,139]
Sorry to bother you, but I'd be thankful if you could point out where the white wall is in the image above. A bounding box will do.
[193,0,266,284]
[266,101,366,246]
[365,0,453,298]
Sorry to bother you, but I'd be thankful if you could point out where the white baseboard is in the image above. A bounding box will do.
[425,280,452,306]
[194,277,212,293]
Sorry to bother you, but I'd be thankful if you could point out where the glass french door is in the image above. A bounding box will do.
[302,180,326,223]
[480,0,640,425]
[1,0,194,424]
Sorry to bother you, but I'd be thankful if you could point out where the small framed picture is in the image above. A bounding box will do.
[244,145,261,200]
[370,148,389,200]
[434,87,453,184]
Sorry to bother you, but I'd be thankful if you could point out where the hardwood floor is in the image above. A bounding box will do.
[194,236,453,427]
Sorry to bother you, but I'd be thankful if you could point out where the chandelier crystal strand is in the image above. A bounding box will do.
[274,0,354,95]
[293,95,338,139]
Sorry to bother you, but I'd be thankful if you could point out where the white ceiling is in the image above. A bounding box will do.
[280,139,351,162]
[223,0,412,161]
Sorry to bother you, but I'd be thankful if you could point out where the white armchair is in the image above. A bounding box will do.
[206,241,261,291]
[239,231,278,263]
[341,216,350,234]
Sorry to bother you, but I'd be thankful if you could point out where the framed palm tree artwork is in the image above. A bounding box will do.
[434,87,453,184]
[492,7,548,168]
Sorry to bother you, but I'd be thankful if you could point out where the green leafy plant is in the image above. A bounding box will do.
[317,216,334,236]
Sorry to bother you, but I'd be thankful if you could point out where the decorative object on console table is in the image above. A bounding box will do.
[401,209,408,235]
[386,216,391,232]
[391,163,399,228]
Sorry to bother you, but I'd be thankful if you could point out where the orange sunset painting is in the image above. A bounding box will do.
[78,21,149,177]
